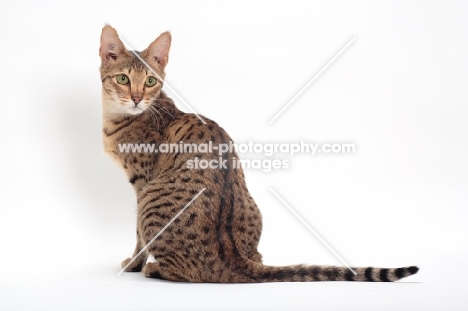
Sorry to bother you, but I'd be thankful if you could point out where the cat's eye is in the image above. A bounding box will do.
[145,76,157,87]
[116,74,129,85]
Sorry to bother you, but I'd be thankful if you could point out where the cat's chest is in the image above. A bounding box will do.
[102,134,126,170]
[102,132,158,180]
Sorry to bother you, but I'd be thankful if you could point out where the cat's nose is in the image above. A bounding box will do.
[132,97,142,105]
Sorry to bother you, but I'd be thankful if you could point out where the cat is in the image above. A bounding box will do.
[99,25,419,282]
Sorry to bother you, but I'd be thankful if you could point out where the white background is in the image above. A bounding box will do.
[1,0,467,310]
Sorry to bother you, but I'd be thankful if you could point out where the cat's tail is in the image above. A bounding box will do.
[234,260,419,282]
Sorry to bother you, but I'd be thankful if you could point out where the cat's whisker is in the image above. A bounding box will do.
[152,107,163,132]
[149,106,166,129]
[147,106,160,132]
[154,102,175,120]
[103,104,119,116]
[154,110,161,132]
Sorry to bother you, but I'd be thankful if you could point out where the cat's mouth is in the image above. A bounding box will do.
[127,106,145,115]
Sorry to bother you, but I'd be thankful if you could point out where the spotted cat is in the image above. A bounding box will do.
[99,25,419,282]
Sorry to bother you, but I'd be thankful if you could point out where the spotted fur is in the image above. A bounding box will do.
[99,25,419,282]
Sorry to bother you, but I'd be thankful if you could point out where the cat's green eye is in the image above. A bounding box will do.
[145,76,157,87]
[116,74,129,85]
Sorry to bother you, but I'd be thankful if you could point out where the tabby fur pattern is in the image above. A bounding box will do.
[99,25,419,282]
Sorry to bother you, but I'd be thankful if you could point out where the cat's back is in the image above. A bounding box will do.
[153,112,233,181]
[164,112,231,145]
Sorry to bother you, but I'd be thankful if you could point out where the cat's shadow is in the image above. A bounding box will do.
[57,82,134,226]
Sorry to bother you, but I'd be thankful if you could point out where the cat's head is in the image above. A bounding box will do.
[99,25,171,118]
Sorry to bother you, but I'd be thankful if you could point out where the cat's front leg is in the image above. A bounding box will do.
[121,229,148,272]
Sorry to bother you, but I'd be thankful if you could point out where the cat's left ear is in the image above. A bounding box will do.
[143,31,172,70]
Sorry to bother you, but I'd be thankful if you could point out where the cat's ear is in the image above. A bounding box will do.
[99,25,128,66]
[143,31,172,70]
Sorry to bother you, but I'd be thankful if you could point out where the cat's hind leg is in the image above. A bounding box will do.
[142,261,191,282]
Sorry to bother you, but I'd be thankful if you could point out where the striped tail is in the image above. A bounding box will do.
[236,260,419,282]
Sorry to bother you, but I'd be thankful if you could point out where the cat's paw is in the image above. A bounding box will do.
[143,262,162,278]
[121,257,143,272]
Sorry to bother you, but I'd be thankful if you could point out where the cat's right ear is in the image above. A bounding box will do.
[99,25,128,67]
